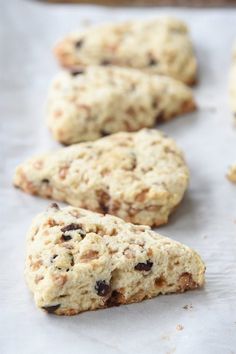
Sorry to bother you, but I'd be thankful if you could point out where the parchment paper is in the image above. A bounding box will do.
[1,1,236,353]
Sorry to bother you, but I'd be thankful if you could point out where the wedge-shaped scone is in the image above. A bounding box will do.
[13,129,189,227]
[25,204,205,316]
[230,45,236,116]
[227,164,236,183]
[54,18,197,85]
[47,66,196,145]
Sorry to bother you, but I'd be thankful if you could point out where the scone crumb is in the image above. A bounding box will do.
[176,324,184,331]
[182,304,193,310]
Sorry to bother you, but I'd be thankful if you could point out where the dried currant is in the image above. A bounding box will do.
[100,59,111,66]
[152,99,158,109]
[61,235,72,241]
[134,260,153,271]
[149,58,158,66]
[99,202,109,214]
[70,254,75,266]
[95,280,111,296]
[61,223,86,238]
[100,129,110,137]
[41,178,49,183]
[71,69,84,76]
[50,203,59,209]
[155,111,164,122]
[75,39,83,48]
[42,304,60,313]
[50,254,58,263]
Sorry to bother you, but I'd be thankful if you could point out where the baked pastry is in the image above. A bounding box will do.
[54,18,197,85]
[13,129,189,227]
[25,204,205,315]
[227,164,236,183]
[47,66,196,145]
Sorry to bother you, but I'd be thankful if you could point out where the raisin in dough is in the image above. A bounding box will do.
[47,66,196,145]
[54,18,197,85]
[25,204,205,316]
[227,164,236,183]
[13,129,189,227]
[230,45,236,116]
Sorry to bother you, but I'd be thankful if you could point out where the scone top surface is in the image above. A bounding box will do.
[14,129,189,227]
[47,66,196,145]
[26,205,205,315]
[54,17,197,85]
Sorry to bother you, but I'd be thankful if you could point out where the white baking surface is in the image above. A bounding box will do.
[1,1,236,353]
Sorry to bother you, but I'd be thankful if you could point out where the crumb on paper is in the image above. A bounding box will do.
[202,235,207,239]
[183,304,193,310]
[176,324,184,331]
[161,334,170,341]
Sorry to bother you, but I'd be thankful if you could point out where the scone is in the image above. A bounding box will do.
[25,204,205,316]
[230,45,236,116]
[47,66,196,145]
[227,164,236,183]
[54,18,197,85]
[13,129,189,227]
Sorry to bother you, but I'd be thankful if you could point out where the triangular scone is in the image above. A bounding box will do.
[25,204,205,316]
[47,66,196,145]
[229,45,236,117]
[54,18,197,85]
[13,129,189,227]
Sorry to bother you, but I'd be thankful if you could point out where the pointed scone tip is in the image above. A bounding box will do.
[46,67,196,145]
[25,205,205,316]
[53,18,197,86]
[13,129,189,227]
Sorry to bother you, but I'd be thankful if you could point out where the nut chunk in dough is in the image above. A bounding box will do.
[25,204,205,315]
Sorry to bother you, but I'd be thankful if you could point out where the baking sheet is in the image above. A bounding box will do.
[1,1,236,353]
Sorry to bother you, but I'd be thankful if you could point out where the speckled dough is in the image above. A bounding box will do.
[227,164,236,183]
[13,129,189,226]
[47,66,196,145]
[230,45,236,116]
[25,204,205,316]
[54,18,197,85]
